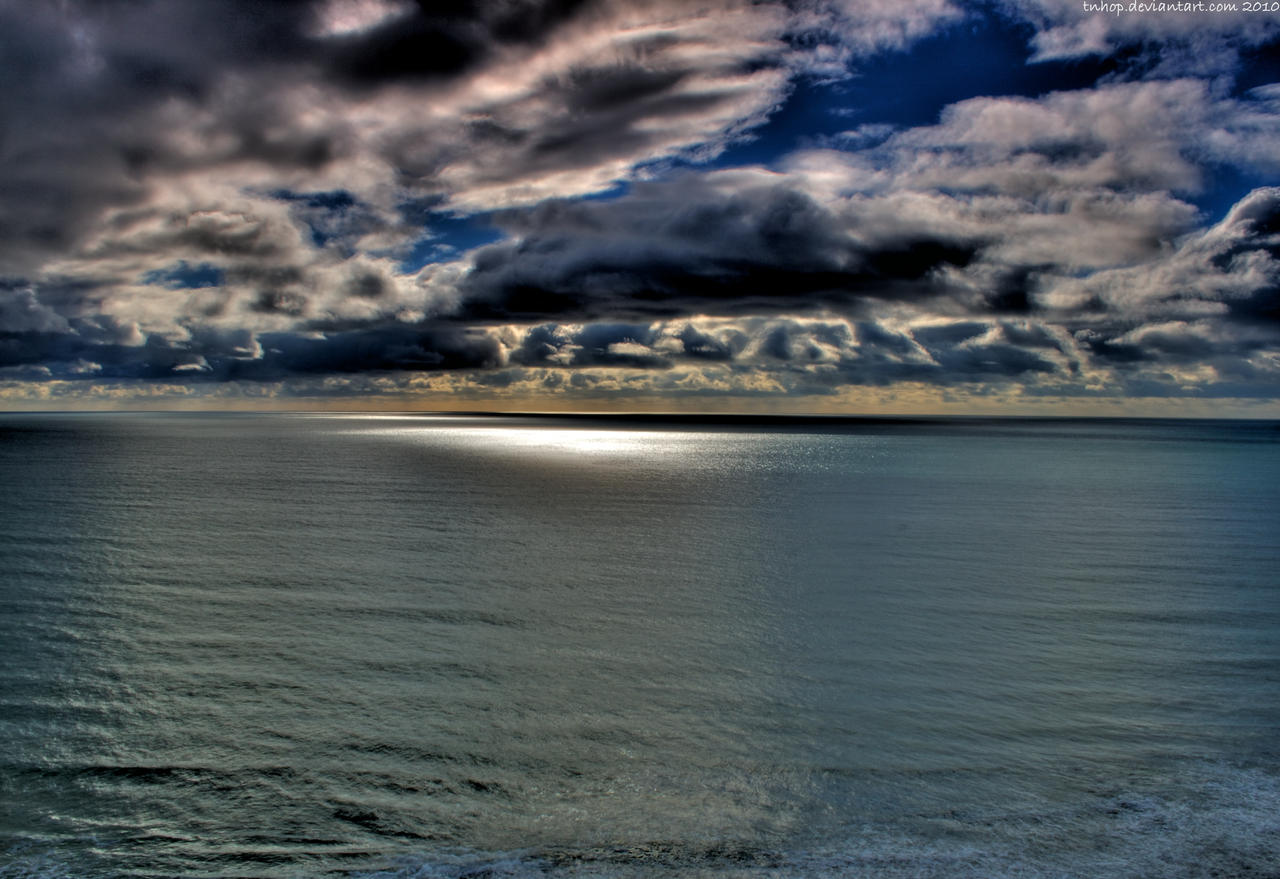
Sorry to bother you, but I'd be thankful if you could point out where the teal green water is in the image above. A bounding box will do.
[1,414,1278,877]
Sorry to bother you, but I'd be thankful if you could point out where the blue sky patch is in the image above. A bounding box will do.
[142,261,223,290]
[399,212,505,273]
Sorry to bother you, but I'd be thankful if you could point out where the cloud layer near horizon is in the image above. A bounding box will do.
[1,0,1279,409]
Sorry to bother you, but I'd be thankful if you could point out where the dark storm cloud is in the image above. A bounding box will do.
[0,0,682,270]
[0,0,596,124]
[344,271,389,299]
[568,323,669,367]
[760,319,852,360]
[998,321,1065,351]
[731,315,1063,390]
[0,327,197,379]
[326,0,594,87]
[498,315,1067,389]
[89,208,297,262]
[0,321,504,382]
[0,284,71,335]
[269,190,391,256]
[1,0,1279,406]
[508,322,669,367]
[0,0,318,270]
[1205,194,1280,325]
[981,267,1043,314]
[508,323,570,365]
[0,276,116,326]
[1059,188,1280,329]
[925,340,1057,378]
[8,181,1278,398]
[243,325,503,376]
[446,72,1279,332]
[458,177,980,322]
[677,324,748,361]
[912,322,988,349]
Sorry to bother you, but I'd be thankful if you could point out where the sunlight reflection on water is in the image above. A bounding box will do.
[327,415,884,478]
[335,416,745,462]
[435,426,691,456]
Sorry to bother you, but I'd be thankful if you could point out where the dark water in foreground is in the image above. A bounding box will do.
[1,413,1278,878]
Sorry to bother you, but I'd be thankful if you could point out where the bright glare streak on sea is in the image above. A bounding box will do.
[1,413,1278,878]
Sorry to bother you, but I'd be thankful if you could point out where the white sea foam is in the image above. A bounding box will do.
[347,762,1280,879]
[0,844,80,879]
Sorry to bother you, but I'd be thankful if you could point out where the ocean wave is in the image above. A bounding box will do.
[4,761,1280,878]
[347,763,1280,879]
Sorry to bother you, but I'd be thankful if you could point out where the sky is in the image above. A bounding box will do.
[1,0,1279,415]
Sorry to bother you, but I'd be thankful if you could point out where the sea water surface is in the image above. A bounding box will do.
[1,413,1278,878]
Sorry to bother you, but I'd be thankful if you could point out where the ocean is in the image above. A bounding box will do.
[1,412,1278,878]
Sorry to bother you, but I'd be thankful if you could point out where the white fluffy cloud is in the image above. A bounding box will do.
[1003,0,1280,66]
